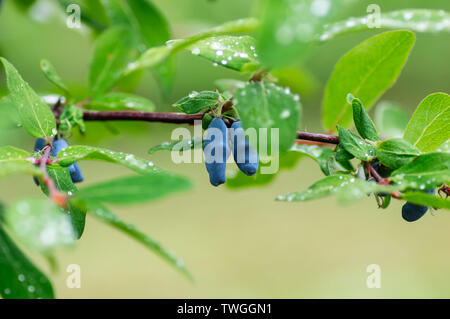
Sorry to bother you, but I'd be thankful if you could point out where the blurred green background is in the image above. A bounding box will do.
[0,0,450,298]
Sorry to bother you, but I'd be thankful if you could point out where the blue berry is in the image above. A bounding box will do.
[230,121,258,176]
[203,118,230,186]
[34,138,46,153]
[52,138,83,184]
[401,189,434,222]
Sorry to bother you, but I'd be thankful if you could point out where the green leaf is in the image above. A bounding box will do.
[40,59,70,96]
[348,94,380,141]
[58,104,85,134]
[234,82,301,154]
[322,31,415,131]
[148,138,201,155]
[0,225,54,299]
[436,140,450,153]
[86,92,155,112]
[403,92,450,152]
[402,192,450,210]
[276,174,394,204]
[0,146,41,179]
[124,18,259,75]
[377,138,420,170]
[56,145,163,175]
[87,203,191,279]
[214,79,246,93]
[0,57,57,138]
[290,144,333,175]
[320,9,450,42]
[74,174,191,205]
[101,0,174,96]
[41,168,86,239]
[4,198,76,253]
[189,35,259,71]
[257,0,345,67]
[375,101,409,139]
[390,153,450,190]
[88,26,138,97]
[173,91,220,114]
[337,126,377,161]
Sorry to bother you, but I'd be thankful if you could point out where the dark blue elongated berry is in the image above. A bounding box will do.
[52,138,83,184]
[401,189,434,222]
[231,121,258,176]
[203,118,230,186]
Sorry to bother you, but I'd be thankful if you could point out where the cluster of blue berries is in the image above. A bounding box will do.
[34,138,83,184]
[203,118,258,186]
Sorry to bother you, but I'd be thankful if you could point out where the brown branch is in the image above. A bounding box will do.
[82,110,341,144]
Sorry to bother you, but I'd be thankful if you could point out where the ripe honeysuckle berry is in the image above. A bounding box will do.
[52,138,84,184]
[203,118,230,186]
[230,121,258,176]
[401,189,434,222]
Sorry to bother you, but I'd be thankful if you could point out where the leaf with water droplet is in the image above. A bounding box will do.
[234,82,301,154]
[173,91,221,114]
[377,138,420,170]
[322,31,415,131]
[189,35,259,72]
[148,137,202,154]
[276,174,395,204]
[86,203,192,280]
[58,104,85,134]
[0,146,41,179]
[0,58,57,138]
[337,126,377,161]
[402,191,450,210]
[390,152,450,190]
[403,92,450,152]
[85,92,155,112]
[56,145,162,175]
[0,224,54,299]
[4,198,76,253]
[320,9,450,42]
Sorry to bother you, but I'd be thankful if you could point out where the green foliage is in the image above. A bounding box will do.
[190,36,259,72]
[348,95,380,142]
[0,58,57,138]
[88,26,138,97]
[402,191,450,210]
[234,82,301,154]
[377,138,420,170]
[74,174,190,205]
[375,101,409,139]
[4,198,76,253]
[0,225,54,299]
[390,153,450,191]
[87,203,191,279]
[322,31,415,131]
[403,92,450,152]
[86,93,155,112]
[337,126,376,161]
[149,138,201,155]
[56,145,163,174]
[0,146,41,179]
[40,59,70,96]
[173,91,221,114]
[58,104,85,134]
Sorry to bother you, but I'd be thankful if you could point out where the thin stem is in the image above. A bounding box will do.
[296,131,339,145]
[39,145,67,208]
